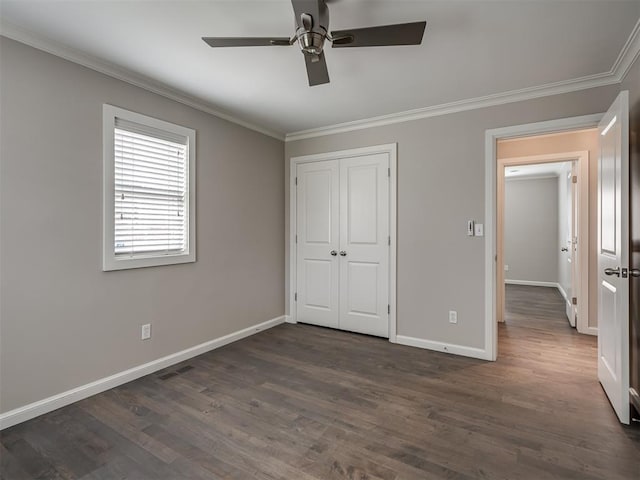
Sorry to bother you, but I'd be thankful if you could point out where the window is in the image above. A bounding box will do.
[103,105,195,271]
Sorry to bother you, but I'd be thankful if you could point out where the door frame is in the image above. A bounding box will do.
[497,151,592,335]
[485,114,603,361]
[288,143,398,342]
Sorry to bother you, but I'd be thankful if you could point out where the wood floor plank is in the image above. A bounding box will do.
[2,284,639,479]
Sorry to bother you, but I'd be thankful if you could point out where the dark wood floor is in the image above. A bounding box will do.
[2,285,639,479]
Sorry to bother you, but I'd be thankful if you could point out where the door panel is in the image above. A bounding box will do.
[347,262,379,315]
[304,260,333,309]
[597,90,630,424]
[339,154,390,337]
[600,139,617,254]
[347,166,379,244]
[296,161,339,328]
[600,280,618,373]
[304,171,333,243]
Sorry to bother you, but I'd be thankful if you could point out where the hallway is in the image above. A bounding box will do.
[500,284,598,398]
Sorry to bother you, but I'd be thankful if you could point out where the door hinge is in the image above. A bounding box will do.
[295,234,298,243]
[388,167,391,177]
[572,297,577,305]
[295,292,297,302]
[388,235,391,245]
[572,175,577,184]
[388,304,390,314]
[295,177,298,186]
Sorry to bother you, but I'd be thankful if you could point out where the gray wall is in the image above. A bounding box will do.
[0,38,285,413]
[504,177,559,284]
[285,84,620,350]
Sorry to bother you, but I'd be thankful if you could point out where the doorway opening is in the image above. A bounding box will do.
[496,130,597,353]
[496,143,594,335]
[500,159,580,326]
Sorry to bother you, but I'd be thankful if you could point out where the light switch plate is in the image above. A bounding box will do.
[474,223,484,237]
[141,324,151,340]
[467,220,475,236]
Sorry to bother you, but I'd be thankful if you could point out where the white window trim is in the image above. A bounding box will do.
[102,104,196,271]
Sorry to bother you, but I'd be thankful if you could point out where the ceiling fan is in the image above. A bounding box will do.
[202,0,426,86]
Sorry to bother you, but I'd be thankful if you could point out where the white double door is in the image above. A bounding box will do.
[296,153,390,337]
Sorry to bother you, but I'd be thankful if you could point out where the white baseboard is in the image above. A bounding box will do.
[0,315,286,430]
[396,335,492,361]
[505,279,558,288]
[556,283,569,303]
[583,326,598,336]
[285,315,297,324]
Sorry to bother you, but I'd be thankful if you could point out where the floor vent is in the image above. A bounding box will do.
[158,365,193,380]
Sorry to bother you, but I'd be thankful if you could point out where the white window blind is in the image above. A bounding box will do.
[114,118,188,257]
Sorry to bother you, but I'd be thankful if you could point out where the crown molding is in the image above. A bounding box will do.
[284,73,617,142]
[612,17,640,83]
[285,17,640,142]
[0,20,285,141]
[2,14,638,145]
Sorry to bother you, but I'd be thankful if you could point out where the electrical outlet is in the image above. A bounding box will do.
[474,223,484,237]
[141,324,151,340]
[449,311,458,324]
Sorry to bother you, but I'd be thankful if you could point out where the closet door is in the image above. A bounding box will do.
[339,154,390,337]
[296,160,340,328]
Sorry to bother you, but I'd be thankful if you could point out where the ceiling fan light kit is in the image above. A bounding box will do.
[202,0,426,87]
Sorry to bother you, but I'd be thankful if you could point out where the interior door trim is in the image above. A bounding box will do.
[288,143,398,342]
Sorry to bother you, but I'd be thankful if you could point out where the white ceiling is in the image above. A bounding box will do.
[1,1,639,137]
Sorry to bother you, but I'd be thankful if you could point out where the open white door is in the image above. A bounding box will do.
[597,90,630,424]
[564,162,578,326]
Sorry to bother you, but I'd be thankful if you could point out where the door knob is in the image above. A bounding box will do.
[604,267,621,277]
[330,250,337,256]
[340,251,347,256]
[630,268,640,278]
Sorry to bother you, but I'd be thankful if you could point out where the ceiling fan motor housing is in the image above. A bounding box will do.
[294,0,330,55]
[297,30,326,55]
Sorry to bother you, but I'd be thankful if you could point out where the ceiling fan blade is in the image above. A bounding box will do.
[202,37,292,48]
[303,51,330,86]
[331,21,426,48]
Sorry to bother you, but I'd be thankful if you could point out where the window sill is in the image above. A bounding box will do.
[102,251,196,271]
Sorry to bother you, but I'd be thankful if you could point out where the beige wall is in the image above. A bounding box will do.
[504,177,559,284]
[286,85,620,351]
[0,38,285,413]
[497,129,599,329]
